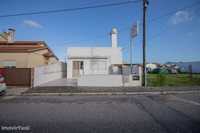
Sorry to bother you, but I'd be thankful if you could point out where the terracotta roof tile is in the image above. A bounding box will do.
[0,41,58,60]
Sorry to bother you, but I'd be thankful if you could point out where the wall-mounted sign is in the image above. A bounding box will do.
[131,65,139,74]
[132,75,140,80]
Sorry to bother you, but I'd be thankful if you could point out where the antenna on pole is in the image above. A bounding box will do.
[130,21,139,74]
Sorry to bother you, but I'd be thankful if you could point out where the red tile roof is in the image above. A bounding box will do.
[0,41,58,60]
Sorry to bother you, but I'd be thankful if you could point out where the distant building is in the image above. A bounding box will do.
[167,61,200,73]
[146,63,158,72]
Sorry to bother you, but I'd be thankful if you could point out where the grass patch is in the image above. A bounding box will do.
[147,74,200,87]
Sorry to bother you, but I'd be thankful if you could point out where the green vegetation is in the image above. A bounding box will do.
[147,74,200,87]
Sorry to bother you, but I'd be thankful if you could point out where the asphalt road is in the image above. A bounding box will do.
[0,93,200,133]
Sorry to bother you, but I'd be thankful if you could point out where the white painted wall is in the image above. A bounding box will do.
[78,75,123,87]
[67,47,122,79]
[33,62,66,87]
[67,47,122,64]
[67,58,109,79]
[67,59,73,79]
[124,66,142,86]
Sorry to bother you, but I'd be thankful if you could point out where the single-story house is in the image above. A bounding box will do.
[0,29,58,68]
[67,28,122,79]
[0,29,59,86]
[67,47,123,79]
[67,28,142,86]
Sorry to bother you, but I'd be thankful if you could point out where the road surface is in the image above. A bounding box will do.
[0,93,200,133]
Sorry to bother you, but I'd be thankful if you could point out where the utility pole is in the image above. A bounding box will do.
[130,37,133,74]
[142,0,148,87]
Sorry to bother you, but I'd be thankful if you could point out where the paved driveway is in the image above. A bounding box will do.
[0,93,200,133]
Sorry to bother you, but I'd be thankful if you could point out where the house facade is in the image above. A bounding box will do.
[0,41,58,68]
[0,29,59,87]
[67,47,122,79]
[67,28,122,79]
[0,29,58,68]
[66,28,142,87]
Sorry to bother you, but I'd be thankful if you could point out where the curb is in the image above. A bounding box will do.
[22,90,200,96]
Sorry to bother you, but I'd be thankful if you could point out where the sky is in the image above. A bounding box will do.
[0,0,200,63]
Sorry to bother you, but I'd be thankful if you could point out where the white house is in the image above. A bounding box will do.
[66,28,142,87]
[67,47,123,78]
[67,28,122,78]
[146,63,158,72]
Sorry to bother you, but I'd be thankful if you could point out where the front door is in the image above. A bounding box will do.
[72,61,83,78]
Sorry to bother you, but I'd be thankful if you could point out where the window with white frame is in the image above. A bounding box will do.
[90,59,107,74]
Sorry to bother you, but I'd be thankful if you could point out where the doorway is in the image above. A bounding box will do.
[72,61,84,78]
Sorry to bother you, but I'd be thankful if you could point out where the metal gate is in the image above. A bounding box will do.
[1,68,32,86]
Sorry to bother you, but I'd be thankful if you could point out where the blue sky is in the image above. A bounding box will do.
[0,0,200,63]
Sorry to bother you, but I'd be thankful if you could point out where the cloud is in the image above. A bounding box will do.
[170,11,193,25]
[23,20,43,28]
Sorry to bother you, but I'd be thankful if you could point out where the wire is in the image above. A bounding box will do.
[147,1,200,43]
[119,0,200,35]
[149,1,200,23]
[0,0,141,18]
[60,0,200,46]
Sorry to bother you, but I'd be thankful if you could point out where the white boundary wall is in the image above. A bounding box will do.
[33,62,66,87]
[78,75,123,87]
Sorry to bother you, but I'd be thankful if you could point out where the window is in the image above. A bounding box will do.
[90,59,107,74]
[0,61,16,68]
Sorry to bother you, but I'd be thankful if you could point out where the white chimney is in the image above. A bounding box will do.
[7,28,15,43]
[110,27,118,48]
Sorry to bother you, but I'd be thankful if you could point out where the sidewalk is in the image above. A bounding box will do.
[23,86,200,96]
[5,87,29,96]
